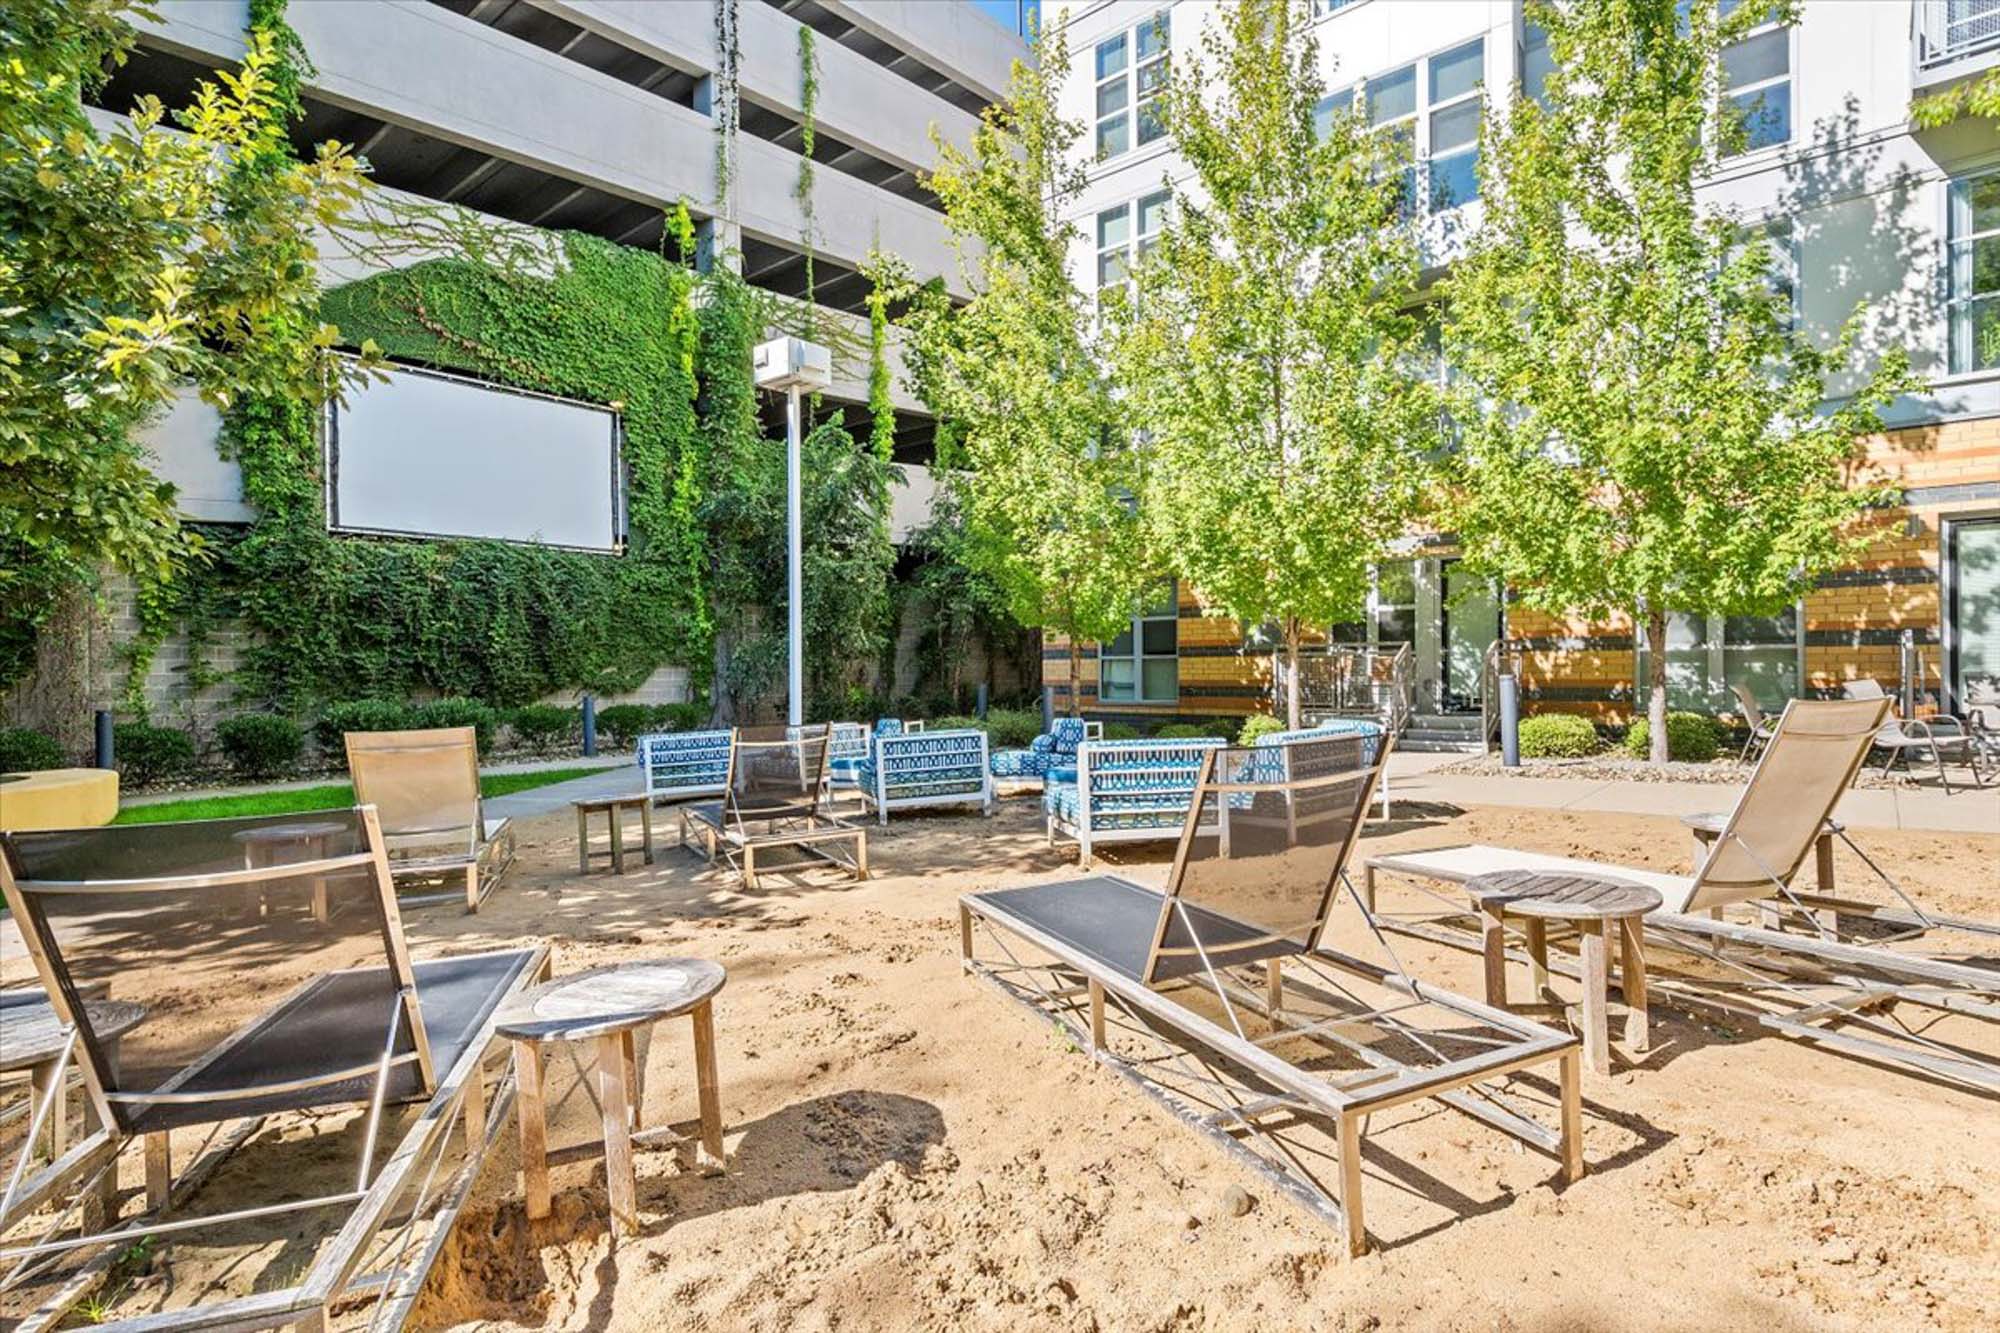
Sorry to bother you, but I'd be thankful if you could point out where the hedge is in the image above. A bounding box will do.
[115,722,197,785]
[1517,714,1601,759]
[216,714,304,778]
[0,728,65,773]
[1623,712,1721,763]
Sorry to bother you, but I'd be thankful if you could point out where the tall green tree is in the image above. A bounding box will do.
[900,26,1147,716]
[1114,0,1437,727]
[0,0,371,684]
[1443,0,1916,761]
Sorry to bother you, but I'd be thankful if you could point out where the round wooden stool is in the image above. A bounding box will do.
[493,959,725,1237]
[1464,870,1662,1076]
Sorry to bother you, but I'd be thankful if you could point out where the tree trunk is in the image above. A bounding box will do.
[1067,637,1083,718]
[1283,621,1303,731]
[1645,607,1669,765]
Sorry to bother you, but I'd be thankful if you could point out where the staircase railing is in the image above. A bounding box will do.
[1290,642,1412,734]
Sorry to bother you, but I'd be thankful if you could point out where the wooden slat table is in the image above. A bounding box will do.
[572,793,655,875]
[493,959,726,1238]
[0,992,147,1160]
[1464,870,1662,1076]
[231,819,347,920]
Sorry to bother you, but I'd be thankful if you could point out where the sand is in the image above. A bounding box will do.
[6,796,1997,1330]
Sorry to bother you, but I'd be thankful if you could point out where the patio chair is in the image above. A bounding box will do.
[1363,697,1999,1093]
[857,728,993,824]
[826,718,923,792]
[990,716,1102,786]
[637,727,734,803]
[1729,683,1778,766]
[346,725,515,912]
[0,808,546,1331]
[1043,737,1224,865]
[962,733,1582,1256]
[679,725,866,888]
[1839,678,1990,793]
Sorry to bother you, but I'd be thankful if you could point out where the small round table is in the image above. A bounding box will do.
[493,959,725,1238]
[1464,870,1663,1076]
[1682,811,1840,926]
[231,819,348,921]
[571,794,655,875]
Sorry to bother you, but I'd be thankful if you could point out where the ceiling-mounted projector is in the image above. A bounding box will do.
[752,336,833,392]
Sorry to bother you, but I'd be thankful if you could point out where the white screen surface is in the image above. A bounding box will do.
[328,363,622,551]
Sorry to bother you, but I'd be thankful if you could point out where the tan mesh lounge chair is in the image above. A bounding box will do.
[1730,683,1778,766]
[1839,678,1991,793]
[1363,698,2000,1093]
[346,726,516,912]
[0,808,546,1332]
[678,725,866,889]
[962,733,1583,1257]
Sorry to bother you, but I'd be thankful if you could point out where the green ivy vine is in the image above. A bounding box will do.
[795,25,819,325]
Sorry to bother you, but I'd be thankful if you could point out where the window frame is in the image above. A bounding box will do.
[1716,7,1793,159]
[1098,582,1180,704]
[1359,37,1485,217]
[1948,168,2000,376]
[1094,188,1172,301]
[1093,9,1171,162]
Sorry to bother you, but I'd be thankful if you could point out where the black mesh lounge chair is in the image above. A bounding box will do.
[1364,698,2000,1094]
[0,807,546,1332]
[678,725,866,888]
[960,734,1584,1258]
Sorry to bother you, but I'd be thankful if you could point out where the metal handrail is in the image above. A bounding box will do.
[1289,642,1412,734]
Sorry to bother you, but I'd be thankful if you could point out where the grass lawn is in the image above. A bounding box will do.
[112,765,609,825]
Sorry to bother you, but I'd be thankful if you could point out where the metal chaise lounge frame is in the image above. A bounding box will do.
[678,724,867,888]
[0,806,548,1333]
[961,732,1584,1257]
[345,725,516,912]
[1839,678,1991,794]
[1363,697,2000,1094]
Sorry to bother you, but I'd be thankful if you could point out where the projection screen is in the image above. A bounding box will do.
[326,360,624,551]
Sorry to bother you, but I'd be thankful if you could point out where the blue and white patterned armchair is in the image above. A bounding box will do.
[990,716,1104,785]
[637,728,734,803]
[1043,738,1225,865]
[1255,719,1390,818]
[856,728,992,824]
[827,718,923,791]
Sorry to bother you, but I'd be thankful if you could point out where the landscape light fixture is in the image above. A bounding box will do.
[752,336,834,727]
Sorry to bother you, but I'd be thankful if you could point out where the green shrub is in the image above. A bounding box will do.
[594,703,656,748]
[1237,715,1286,746]
[409,697,498,754]
[215,714,303,779]
[1101,722,1141,741]
[984,708,1043,748]
[115,722,196,785]
[1623,712,1720,763]
[1153,722,1228,740]
[928,714,982,733]
[507,705,576,755]
[0,727,66,773]
[654,701,708,732]
[1516,714,1601,759]
[315,699,412,753]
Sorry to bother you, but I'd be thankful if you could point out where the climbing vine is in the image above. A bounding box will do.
[713,0,741,208]
[795,25,819,326]
[866,273,896,462]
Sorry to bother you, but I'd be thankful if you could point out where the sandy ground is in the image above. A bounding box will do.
[5,795,1997,1331]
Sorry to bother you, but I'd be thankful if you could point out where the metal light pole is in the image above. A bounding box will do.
[753,337,833,727]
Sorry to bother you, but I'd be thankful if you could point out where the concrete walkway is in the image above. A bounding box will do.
[484,760,646,819]
[1383,751,2000,835]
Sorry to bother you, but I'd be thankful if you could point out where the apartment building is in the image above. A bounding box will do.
[82,0,1028,715]
[1046,0,2000,737]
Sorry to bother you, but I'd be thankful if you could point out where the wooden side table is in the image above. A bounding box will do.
[1465,870,1663,1076]
[1683,811,1840,928]
[572,793,655,875]
[493,959,726,1238]
[231,819,347,920]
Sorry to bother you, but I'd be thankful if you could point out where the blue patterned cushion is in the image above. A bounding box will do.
[1029,734,1057,755]
[1051,717,1088,755]
[990,749,1058,779]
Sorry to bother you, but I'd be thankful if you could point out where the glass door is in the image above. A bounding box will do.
[1951,518,2000,720]
[1441,560,1498,712]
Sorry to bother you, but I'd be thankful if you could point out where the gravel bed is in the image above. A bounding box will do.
[1435,753,1927,789]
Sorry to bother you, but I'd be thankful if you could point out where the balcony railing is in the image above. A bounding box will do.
[1287,642,1414,736]
[1918,0,2000,70]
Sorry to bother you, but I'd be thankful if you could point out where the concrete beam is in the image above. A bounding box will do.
[136,0,964,293]
[814,0,1025,107]
[538,0,981,177]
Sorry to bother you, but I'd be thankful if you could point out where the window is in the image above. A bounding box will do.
[1100,582,1179,702]
[1762,215,1799,333]
[1638,605,1802,711]
[1948,171,2000,374]
[1719,4,1790,155]
[1363,38,1483,216]
[1094,10,1170,161]
[1313,87,1355,140]
[1520,20,1553,106]
[1095,189,1170,298]
[1372,561,1418,647]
